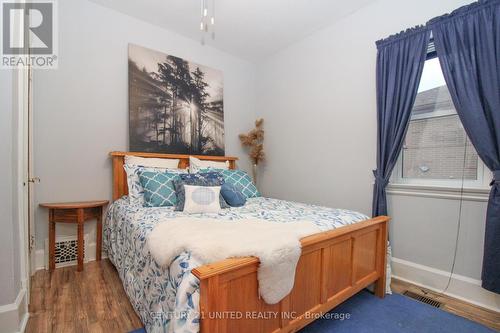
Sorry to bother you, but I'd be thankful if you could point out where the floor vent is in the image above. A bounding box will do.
[45,234,89,269]
[403,291,442,308]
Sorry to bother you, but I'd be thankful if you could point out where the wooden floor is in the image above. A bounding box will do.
[26,260,499,333]
[26,260,142,333]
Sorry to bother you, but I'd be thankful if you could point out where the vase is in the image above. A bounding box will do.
[252,164,258,186]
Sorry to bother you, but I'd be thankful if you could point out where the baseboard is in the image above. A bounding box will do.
[35,242,106,271]
[392,257,500,312]
[18,312,29,333]
[0,283,29,333]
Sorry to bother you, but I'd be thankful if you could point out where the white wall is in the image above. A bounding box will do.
[0,69,27,332]
[255,0,499,309]
[0,70,18,305]
[388,195,486,279]
[33,0,257,254]
[256,0,472,212]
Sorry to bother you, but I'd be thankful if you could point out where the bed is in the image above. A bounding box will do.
[106,151,389,333]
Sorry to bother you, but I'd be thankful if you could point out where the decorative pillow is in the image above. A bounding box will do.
[183,185,222,214]
[173,172,229,211]
[220,183,247,207]
[124,164,185,205]
[200,169,260,199]
[138,171,180,207]
[189,156,229,173]
[125,155,180,168]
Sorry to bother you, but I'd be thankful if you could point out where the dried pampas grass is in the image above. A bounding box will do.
[239,118,265,165]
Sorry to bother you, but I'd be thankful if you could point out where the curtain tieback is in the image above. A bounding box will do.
[373,170,390,187]
[490,170,500,186]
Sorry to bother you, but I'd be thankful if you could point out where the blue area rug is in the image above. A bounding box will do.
[129,290,497,333]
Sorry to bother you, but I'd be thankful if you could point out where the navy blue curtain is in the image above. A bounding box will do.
[372,28,430,216]
[429,0,500,293]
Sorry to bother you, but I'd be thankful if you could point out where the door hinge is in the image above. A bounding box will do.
[29,235,35,252]
[27,177,40,184]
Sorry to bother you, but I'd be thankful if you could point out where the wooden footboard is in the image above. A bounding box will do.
[192,216,389,333]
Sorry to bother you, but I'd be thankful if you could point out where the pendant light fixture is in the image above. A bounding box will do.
[200,0,215,44]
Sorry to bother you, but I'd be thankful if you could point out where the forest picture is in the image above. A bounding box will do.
[128,44,224,155]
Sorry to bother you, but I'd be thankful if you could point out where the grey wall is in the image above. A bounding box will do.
[33,0,257,249]
[254,0,484,279]
[0,69,21,305]
[388,195,487,279]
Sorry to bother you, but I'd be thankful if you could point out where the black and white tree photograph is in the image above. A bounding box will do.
[129,44,224,155]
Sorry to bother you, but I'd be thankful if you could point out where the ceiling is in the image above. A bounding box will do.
[89,0,377,62]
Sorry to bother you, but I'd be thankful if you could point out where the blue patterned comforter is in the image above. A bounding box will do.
[103,197,369,333]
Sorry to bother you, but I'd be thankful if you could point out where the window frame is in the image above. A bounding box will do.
[391,135,490,190]
[390,47,491,190]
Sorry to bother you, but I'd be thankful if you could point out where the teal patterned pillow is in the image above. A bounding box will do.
[124,164,185,205]
[138,171,181,207]
[201,168,261,199]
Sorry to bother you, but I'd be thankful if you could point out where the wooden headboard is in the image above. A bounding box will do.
[110,151,238,201]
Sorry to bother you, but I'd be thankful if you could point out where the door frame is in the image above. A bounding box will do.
[16,63,32,299]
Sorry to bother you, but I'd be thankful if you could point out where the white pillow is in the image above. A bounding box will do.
[125,155,180,169]
[183,185,222,213]
[189,156,229,173]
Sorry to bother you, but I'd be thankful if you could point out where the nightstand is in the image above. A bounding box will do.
[39,200,109,271]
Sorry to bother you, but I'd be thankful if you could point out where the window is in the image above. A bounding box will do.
[392,54,488,188]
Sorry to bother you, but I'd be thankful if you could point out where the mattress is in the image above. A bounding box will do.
[103,196,369,333]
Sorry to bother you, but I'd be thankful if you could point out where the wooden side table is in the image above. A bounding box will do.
[39,200,109,272]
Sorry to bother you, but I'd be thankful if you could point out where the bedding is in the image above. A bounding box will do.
[147,217,319,304]
[201,168,260,198]
[139,171,180,207]
[220,183,246,207]
[125,155,180,168]
[182,186,222,213]
[125,165,186,206]
[104,196,369,333]
[189,156,229,173]
[173,172,229,211]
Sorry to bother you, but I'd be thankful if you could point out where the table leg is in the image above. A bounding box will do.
[77,208,84,272]
[49,214,55,271]
[96,208,102,261]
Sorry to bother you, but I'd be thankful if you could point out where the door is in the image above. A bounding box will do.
[10,5,36,308]
[26,64,36,276]
[20,63,35,296]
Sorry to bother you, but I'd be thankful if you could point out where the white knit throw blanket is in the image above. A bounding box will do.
[147,217,320,304]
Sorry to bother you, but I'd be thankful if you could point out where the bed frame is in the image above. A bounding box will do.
[110,151,390,333]
[110,151,238,200]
